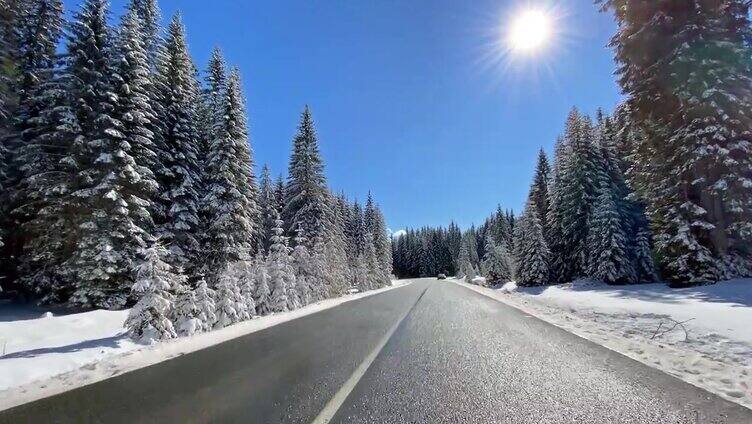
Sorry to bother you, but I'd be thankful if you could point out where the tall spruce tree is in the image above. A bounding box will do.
[201,67,258,281]
[64,0,155,308]
[514,201,550,287]
[154,14,203,278]
[6,0,68,298]
[602,0,752,285]
[529,148,551,234]
[258,164,277,252]
[553,109,601,282]
[283,106,328,248]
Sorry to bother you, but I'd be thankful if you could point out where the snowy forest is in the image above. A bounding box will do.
[0,0,393,342]
[395,1,752,289]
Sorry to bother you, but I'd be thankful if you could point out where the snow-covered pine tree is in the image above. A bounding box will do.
[125,242,178,343]
[253,257,272,315]
[172,274,203,336]
[372,205,393,278]
[201,67,258,282]
[291,224,313,305]
[602,0,752,285]
[6,0,72,300]
[348,201,366,260]
[233,261,257,319]
[482,237,511,285]
[126,0,161,69]
[194,277,217,332]
[529,148,551,234]
[514,201,550,287]
[258,165,277,253]
[318,191,350,297]
[154,14,203,278]
[586,187,635,285]
[214,263,245,328]
[283,106,329,247]
[456,240,472,278]
[64,0,156,308]
[553,109,601,283]
[266,216,295,313]
[364,232,388,289]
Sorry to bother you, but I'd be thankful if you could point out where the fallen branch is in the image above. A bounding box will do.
[650,317,694,342]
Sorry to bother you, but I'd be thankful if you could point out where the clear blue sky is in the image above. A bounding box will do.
[66,0,622,232]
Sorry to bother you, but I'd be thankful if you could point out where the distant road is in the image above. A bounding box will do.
[2,279,750,423]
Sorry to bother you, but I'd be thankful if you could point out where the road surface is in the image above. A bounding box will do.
[1,279,750,423]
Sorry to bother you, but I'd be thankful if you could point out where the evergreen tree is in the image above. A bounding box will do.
[6,0,71,299]
[283,106,328,247]
[65,0,156,308]
[126,0,161,67]
[291,225,314,305]
[172,282,202,336]
[253,258,272,315]
[553,109,601,282]
[194,278,217,332]
[125,242,178,343]
[602,0,752,285]
[214,266,242,329]
[201,67,258,281]
[514,202,550,287]
[258,164,277,252]
[587,188,635,284]
[266,216,294,313]
[154,14,203,277]
[530,148,551,234]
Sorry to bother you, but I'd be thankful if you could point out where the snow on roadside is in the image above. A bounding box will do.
[450,278,752,410]
[0,280,411,411]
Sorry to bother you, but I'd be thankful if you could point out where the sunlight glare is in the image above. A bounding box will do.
[509,9,551,52]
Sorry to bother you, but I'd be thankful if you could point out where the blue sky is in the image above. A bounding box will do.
[66,0,622,231]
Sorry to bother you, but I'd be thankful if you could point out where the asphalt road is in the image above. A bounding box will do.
[2,279,751,423]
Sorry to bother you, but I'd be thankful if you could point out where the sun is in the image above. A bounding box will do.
[509,9,551,52]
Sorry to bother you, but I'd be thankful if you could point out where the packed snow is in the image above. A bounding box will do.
[451,278,752,409]
[0,280,410,411]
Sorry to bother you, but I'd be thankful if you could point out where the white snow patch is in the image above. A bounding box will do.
[499,281,518,293]
[451,278,752,410]
[0,280,411,411]
[391,229,406,239]
[470,276,487,286]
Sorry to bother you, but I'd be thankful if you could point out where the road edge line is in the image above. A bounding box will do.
[311,284,429,424]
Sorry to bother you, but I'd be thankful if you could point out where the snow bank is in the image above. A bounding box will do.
[451,278,752,410]
[0,280,410,411]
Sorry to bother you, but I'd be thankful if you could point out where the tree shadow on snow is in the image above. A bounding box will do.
[519,280,752,308]
[0,334,127,359]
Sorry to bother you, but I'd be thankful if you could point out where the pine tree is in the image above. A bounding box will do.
[6,0,71,299]
[529,148,551,234]
[266,216,294,313]
[291,225,313,305]
[602,0,752,285]
[154,14,203,278]
[65,0,156,308]
[194,278,217,332]
[283,106,328,247]
[201,67,258,281]
[482,238,513,285]
[553,109,601,282]
[126,0,161,67]
[125,242,178,343]
[587,188,635,284]
[214,269,240,329]
[253,258,272,315]
[172,282,202,336]
[258,165,277,252]
[514,202,550,287]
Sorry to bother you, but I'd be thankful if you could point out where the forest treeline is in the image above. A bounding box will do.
[395,1,752,288]
[0,0,393,341]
